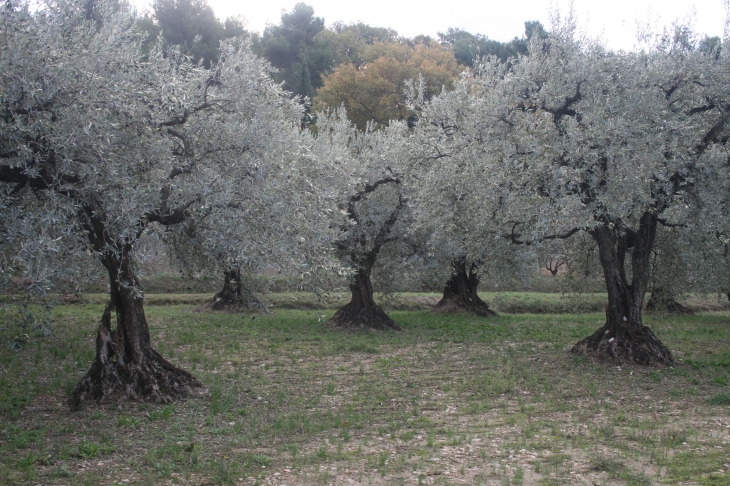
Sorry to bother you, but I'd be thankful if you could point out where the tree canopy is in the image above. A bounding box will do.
[149,0,253,66]
[261,2,325,97]
[437,21,548,66]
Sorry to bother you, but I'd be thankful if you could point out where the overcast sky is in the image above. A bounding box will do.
[132,0,728,52]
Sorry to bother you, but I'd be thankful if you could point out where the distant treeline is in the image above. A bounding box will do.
[139,1,550,127]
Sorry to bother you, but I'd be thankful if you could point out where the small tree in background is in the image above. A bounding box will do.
[162,135,339,312]
[150,0,254,66]
[261,2,325,97]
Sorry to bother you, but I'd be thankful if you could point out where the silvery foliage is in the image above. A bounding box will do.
[158,82,335,292]
[646,226,697,302]
[408,18,730,290]
[307,109,416,293]
[653,223,730,300]
[406,75,541,291]
[0,0,324,294]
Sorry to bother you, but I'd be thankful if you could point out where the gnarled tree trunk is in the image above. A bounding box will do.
[646,287,693,315]
[327,254,400,330]
[210,268,264,311]
[433,258,496,316]
[212,268,242,309]
[572,213,674,365]
[328,177,405,331]
[71,246,200,410]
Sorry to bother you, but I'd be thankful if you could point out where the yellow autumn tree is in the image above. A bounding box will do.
[313,41,460,129]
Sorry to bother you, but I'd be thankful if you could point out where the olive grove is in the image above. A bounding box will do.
[3,0,730,422]
[411,21,730,364]
[0,0,320,407]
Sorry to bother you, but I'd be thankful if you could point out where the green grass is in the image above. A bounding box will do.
[17,289,730,315]
[0,296,729,484]
[16,290,629,313]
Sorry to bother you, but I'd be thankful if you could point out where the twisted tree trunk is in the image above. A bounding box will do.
[327,254,400,330]
[209,268,264,311]
[327,177,405,331]
[212,268,242,309]
[70,245,200,410]
[433,258,496,316]
[646,287,693,314]
[572,213,674,365]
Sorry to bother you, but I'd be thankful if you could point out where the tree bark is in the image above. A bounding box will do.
[572,213,674,365]
[646,287,693,315]
[433,259,496,316]
[212,268,242,308]
[70,245,200,410]
[327,254,400,330]
[209,268,264,311]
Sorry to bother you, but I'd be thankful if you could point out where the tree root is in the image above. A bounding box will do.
[571,323,674,366]
[326,303,401,330]
[432,296,497,317]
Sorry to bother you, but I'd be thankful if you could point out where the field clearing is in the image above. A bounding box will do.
[1,298,730,485]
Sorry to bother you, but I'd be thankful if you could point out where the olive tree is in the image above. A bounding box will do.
[159,102,335,311]
[163,193,326,312]
[308,110,413,330]
[0,0,310,407]
[415,22,730,365]
[407,77,534,316]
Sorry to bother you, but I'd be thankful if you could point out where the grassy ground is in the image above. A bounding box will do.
[1,297,730,485]
[34,291,730,314]
[30,272,606,296]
